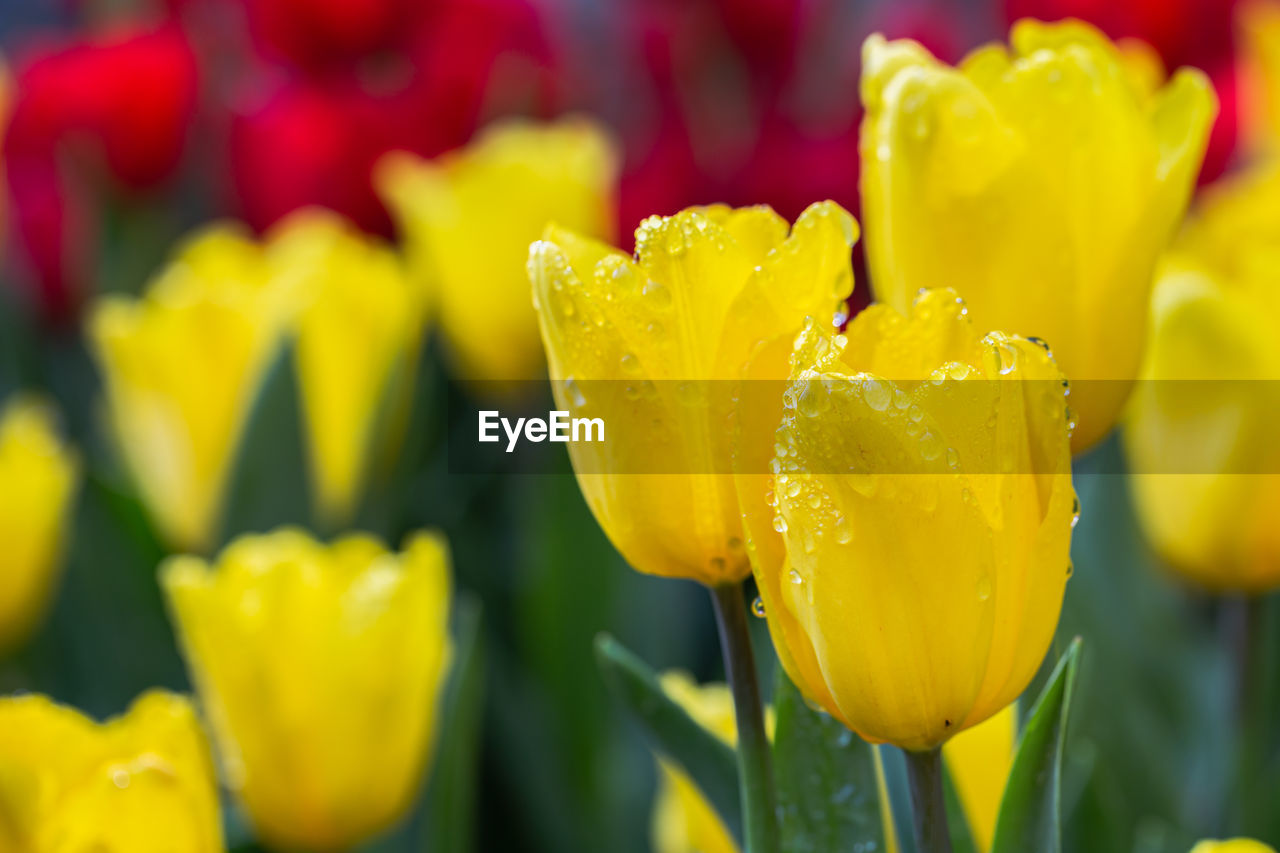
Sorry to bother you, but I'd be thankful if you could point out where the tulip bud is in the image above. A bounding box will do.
[1190,842,1277,853]
[1125,164,1280,593]
[651,673,746,853]
[0,690,222,851]
[0,397,76,654]
[268,209,425,524]
[860,20,1215,452]
[161,528,453,851]
[943,702,1017,852]
[379,118,618,383]
[89,225,294,551]
[745,289,1075,751]
[527,201,858,585]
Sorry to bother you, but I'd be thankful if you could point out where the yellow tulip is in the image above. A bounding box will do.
[0,690,222,852]
[527,201,858,585]
[161,527,453,851]
[269,209,425,523]
[379,118,618,383]
[860,20,1216,453]
[943,702,1016,852]
[745,288,1075,751]
[89,224,295,551]
[651,673,743,853]
[1124,164,1280,592]
[0,398,76,655]
[1190,841,1278,853]
[1242,0,1280,155]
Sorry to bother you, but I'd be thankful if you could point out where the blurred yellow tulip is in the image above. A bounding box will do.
[89,224,294,551]
[943,702,1016,852]
[0,398,76,655]
[745,289,1075,751]
[860,20,1216,452]
[1125,164,1280,592]
[527,201,858,585]
[161,527,453,851]
[379,118,618,383]
[0,690,222,852]
[651,673,743,853]
[1242,0,1280,155]
[1190,841,1278,853]
[269,209,425,523]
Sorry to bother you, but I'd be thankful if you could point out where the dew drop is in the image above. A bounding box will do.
[834,515,853,544]
[976,575,992,601]
[752,597,767,618]
[643,279,673,309]
[620,352,640,374]
[1065,561,1075,579]
[785,479,802,499]
[563,377,587,408]
[833,301,851,327]
[861,377,891,412]
[772,514,788,533]
[946,447,960,468]
[789,569,804,585]
[1071,495,1081,528]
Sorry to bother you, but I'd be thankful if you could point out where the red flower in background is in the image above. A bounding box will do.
[1003,0,1243,181]
[223,0,560,235]
[3,25,198,318]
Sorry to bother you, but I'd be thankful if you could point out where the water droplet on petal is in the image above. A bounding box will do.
[752,597,767,618]
[1071,495,1081,528]
[976,575,992,601]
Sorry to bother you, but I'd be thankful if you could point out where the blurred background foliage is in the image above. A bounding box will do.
[0,0,1276,851]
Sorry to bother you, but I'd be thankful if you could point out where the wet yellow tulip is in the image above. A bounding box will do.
[161,527,453,851]
[860,20,1216,452]
[1190,841,1278,853]
[527,201,858,585]
[380,118,618,383]
[89,224,294,551]
[269,209,425,523]
[943,702,1016,852]
[0,398,76,655]
[1125,164,1280,592]
[745,288,1075,751]
[0,690,222,852]
[651,673,743,853]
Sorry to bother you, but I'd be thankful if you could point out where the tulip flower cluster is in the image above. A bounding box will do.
[6,1,1280,851]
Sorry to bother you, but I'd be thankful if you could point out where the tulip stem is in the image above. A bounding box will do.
[709,582,780,853]
[904,747,953,853]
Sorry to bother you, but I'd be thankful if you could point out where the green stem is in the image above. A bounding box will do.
[904,747,953,853]
[709,582,780,853]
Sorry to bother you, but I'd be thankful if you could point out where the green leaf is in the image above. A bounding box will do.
[772,668,887,853]
[942,763,979,853]
[420,596,486,853]
[220,344,310,547]
[990,637,1083,853]
[594,633,743,846]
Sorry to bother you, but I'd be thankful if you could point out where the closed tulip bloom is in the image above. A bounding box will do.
[0,690,222,851]
[161,528,453,851]
[1190,842,1278,853]
[746,289,1075,751]
[651,673,744,853]
[379,118,618,383]
[0,398,76,654]
[269,209,425,523]
[1125,165,1280,592]
[860,20,1216,452]
[527,201,858,585]
[89,225,294,551]
[943,702,1017,851]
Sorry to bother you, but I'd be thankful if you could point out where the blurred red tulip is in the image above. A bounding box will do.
[3,25,198,317]
[225,0,559,234]
[1003,0,1242,180]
